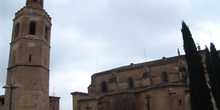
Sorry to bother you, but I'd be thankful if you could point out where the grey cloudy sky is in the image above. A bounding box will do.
[0,0,220,110]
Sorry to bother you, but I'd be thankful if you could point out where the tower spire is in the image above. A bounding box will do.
[26,0,43,9]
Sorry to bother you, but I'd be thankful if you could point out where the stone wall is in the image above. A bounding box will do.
[88,57,185,93]
[78,85,189,110]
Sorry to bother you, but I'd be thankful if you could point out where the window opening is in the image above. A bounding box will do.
[101,81,107,92]
[15,23,19,38]
[45,59,47,65]
[13,56,15,64]
[40,0,43,5]
[179,99,182,106]
[146,95,151,110]
[128,77,134,88]
[1,99,4,105]
[162,71,168,83]
[33,0,37,2]
[29,22,36,35]
[45,26,48,40]
[29,55,32,62]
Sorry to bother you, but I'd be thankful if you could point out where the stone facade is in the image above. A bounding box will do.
[3,0,52,110]
[0,95,60,110]
[0,95,4,110]
[71,50,218,110]
[49,96,60,110]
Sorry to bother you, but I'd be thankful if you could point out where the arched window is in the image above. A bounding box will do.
[162,71,168,83]
[101,81,107,92]
[29,22,36,35]
[15,23,20,38]
[128,77,134,88]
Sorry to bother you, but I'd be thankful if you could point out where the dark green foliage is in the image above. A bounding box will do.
[181,21,213,110]
[205,47,219,109]
[210,43,220,109]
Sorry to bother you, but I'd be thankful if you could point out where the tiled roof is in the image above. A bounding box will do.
[49,96,61,99]
[92,49,220,77]
[93,55,186,76]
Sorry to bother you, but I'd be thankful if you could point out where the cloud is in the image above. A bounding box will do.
[49,70,91,110]
[192,22,220,49]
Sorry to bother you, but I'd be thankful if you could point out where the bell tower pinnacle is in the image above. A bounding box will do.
[26,0,44,9]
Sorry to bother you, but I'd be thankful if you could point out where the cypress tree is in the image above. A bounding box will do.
[210,43,220,109]
[205,47,219,109]
[181,21,213,110]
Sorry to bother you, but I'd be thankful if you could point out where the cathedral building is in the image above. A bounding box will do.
[71,49,218,110]
[1,0,59,110]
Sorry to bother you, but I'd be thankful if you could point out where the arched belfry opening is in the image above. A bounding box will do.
[29,22,36,35]
[15,23,20,39]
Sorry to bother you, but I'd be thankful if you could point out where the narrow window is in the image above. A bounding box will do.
[179,99,182,106]
[15,23,20,38]
[29,55,32,62]
[1,99,4,105]
[45,59,47,65]
[128,77,134,88]
[162,71,168,83]
[146,95,151,110]
[50,100,52,103]
[12,51,16,64]
[13,56,15,64]
[101,81,107,92]
[45,26,48,40]
[29,22,36,35]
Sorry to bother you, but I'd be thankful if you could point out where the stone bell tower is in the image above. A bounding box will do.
[4,0,51,109]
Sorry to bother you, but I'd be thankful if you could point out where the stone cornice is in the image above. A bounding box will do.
[14,6,51,25]
[8,64,49,71]
[10,36,51,49]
